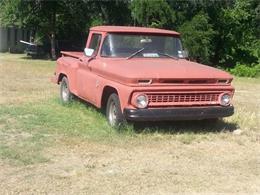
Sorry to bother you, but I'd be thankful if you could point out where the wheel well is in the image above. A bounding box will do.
[57,73,66,84]
[101,86,118,109]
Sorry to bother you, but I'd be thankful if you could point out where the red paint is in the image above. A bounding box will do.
[90,25,180,36]
[52,26,235,117]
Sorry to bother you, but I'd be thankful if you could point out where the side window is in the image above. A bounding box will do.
[89,33,102,53]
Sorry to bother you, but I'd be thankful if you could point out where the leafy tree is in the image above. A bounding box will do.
[55,1,92,49]
[131,0,174,28]
[93,0,131,25]
[0,0,259,72]
[179,12,216,64]
[0,0,61,59]
[212,0,259,67]
[0,0,131,58]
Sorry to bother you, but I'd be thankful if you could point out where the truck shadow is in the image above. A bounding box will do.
[131,119,238,134]
[74,97,238,134]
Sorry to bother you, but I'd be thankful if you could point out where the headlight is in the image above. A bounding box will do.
[135,94,148,108]
[220,93,231,106]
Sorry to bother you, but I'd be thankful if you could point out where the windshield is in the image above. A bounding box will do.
[101,33,183,58]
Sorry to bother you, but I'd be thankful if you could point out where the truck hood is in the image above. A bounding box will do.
[95,58,232,84]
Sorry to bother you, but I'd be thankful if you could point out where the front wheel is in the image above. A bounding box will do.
[60,77,73,103]
[106,93,125,127]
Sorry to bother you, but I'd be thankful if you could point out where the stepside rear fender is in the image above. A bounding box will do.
[55,57,80,95]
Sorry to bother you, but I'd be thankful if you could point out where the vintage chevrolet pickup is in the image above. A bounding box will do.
[52,26,234,126]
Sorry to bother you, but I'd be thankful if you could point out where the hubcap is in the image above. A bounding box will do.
[62,82,69,101]
[108,101,117,126]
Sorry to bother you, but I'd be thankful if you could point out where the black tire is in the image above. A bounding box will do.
[106,93,125,127]
[60,77,73,103]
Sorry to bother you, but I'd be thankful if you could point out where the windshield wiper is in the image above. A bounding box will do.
[127,48,145,59]
[157,52,178,60]
[127,49,178,60]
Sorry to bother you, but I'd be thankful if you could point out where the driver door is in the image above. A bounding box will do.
[76,33,102,104]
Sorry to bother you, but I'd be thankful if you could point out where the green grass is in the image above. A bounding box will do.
[0,94,254,165]
[0,97,227,164]
[0,98,133,138]
[0,98,118,165]
[0,93,141,165]
[0,53,260,166]
[0,135,49,165]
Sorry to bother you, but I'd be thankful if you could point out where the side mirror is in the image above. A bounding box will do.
[84,48,94,57]
[178,50,189,59]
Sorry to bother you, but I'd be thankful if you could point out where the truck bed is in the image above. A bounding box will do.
[61,51,83,59]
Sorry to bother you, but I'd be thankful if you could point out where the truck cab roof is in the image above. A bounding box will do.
[90,26,180,36]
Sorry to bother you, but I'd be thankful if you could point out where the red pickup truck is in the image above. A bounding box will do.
[52,26,234,126]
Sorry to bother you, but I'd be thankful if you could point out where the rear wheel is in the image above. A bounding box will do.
[60,77,73,103]
[106,93,125,127]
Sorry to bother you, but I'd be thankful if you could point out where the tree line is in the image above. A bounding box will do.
[0,0,259,74]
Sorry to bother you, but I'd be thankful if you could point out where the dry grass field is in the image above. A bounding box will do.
[0,53,259,194]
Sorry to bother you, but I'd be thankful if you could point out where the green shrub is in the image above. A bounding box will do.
[229,64,260,78]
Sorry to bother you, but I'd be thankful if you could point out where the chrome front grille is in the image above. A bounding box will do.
[147,92,220,106]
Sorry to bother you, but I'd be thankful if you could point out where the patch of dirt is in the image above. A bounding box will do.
[1,55,260,194]
[1,138,259,194]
